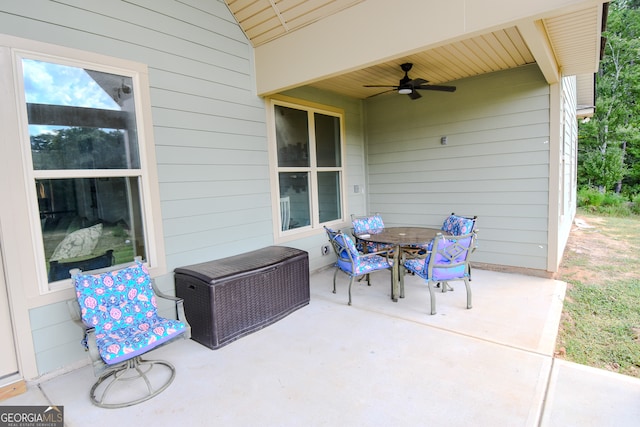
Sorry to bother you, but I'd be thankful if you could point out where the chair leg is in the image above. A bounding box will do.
[333,268,339,294]
[464,278,472,309]
[348,276,355,305]
[427,281,437,315]
[90,356,176,408]
[389,268,402,295]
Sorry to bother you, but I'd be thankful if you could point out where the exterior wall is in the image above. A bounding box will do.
[364,65,551,271]
[29,301,87,379]
[0,0,363,378]
[0,0,267,378]
[279,87,368,224]
[0,1,573,380]
[259,87,368,271]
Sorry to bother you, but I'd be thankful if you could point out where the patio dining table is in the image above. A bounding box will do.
[355,226,443,302]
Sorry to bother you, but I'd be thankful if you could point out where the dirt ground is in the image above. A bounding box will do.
[557,215,611,284]
[558,214,638,283]
[555,214,640,373]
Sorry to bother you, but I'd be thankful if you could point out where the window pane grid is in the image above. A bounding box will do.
[32,169,143,179]
[21,56,148,285]
[272,99,344,234]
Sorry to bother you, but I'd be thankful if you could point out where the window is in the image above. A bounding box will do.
[4,42,166,294]
[269,97,345,236]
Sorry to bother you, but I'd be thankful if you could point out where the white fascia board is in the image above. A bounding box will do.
[517,19,560,84]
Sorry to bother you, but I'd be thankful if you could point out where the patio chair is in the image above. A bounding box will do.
[280,196,291,231]
[405,212,477,256]
[350,213,394,253]
[437,213,477,290]
[68,258,190,408]
[441,212,477,235]
[324,226,393,305]
[403,230,478,315]
[48,249,115,282]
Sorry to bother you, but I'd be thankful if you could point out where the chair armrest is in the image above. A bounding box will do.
[84,328,109,375]
[361,248,391,259]
[66,298,82,323]
[151,280,191,339]
[66,299,107,375]
[360,249,395,266]
[151,279,181,302]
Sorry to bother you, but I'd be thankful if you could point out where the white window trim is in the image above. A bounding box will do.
[0,34,166,307]
[266,95,347,243]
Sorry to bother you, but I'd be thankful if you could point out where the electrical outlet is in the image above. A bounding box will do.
[321,244,330,256]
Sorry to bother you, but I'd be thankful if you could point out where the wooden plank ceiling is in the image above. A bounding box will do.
[308,27,536,100]
[224,0,603,105]
[224,0,365,47]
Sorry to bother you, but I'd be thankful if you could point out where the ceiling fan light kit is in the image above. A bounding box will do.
[363,63,456,100]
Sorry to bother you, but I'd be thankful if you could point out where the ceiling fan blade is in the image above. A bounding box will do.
[409,78,428,86]
[408,90,422,100]
[366,89,396,98]
[415,84,457,92]
[363,84,399,88]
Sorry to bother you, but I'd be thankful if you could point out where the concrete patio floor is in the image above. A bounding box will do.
[4,267,640,426]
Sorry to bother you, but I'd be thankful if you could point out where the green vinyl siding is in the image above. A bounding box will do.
[364,65,550,270]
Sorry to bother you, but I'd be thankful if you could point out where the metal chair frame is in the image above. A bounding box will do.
[324,226,393,305]
[437,213,477,291]
[404,230,478,315]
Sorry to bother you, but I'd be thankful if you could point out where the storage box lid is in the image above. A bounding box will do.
[174,246,308,284]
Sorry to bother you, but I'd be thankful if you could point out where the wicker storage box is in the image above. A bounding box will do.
[174,246,309,349]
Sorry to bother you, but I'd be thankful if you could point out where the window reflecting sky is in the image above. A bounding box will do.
[23,59,121,136]
[23,59,119,109]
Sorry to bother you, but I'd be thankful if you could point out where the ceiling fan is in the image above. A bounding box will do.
[363,63,456,100]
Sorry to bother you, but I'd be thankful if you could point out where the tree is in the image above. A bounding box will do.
[578,0,640,195]
[30,127,127,170]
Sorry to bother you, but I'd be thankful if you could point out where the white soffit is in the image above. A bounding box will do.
[225,0,606,100]
[543,5,604,76]
[309,27,536,100]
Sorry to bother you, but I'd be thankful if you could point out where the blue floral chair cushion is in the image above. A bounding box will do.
[352,214,385,234]
[441,214,476,236]
[404,235,472,281]
[334,233,390,274]
[75,260,188,365]
[351,214,394,253]
[403,232,476,315]
[404,254,466,281]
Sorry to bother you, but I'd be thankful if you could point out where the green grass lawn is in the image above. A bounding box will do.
[556,212,640,377]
